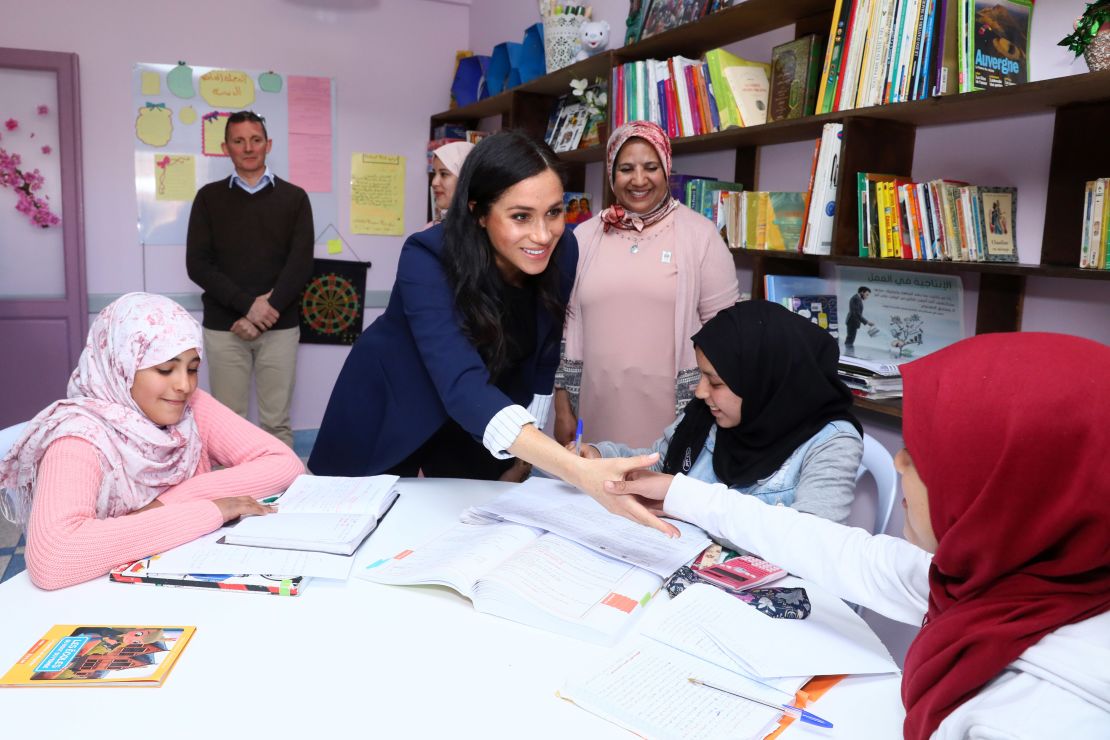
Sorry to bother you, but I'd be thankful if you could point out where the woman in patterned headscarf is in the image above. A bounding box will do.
[427,141,476,227]
[0,292,302,590]
[554,121,738,448]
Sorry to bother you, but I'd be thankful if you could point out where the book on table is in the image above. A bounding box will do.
[0,625,195,688]
[560,582,899,739]
[109,557,306,596]
[222,474,399,556]
[360,520,663,645]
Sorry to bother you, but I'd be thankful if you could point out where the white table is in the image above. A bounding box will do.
[0,479,905,738]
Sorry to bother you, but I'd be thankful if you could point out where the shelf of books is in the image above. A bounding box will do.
[430,0,1107,417]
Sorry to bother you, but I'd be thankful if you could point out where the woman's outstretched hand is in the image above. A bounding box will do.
[572,453,680,538]
[604,470,675,518]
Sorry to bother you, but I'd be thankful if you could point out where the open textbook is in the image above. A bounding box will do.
[360,521,663,645]
[467,478,711,577]
[561,583,899,739]
[223,474,399,555]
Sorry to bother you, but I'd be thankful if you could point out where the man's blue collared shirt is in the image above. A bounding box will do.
[229,167,275,194]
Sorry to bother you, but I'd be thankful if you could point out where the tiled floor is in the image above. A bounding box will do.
[0,430,317,585]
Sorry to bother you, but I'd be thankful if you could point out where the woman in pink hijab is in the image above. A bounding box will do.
[427,141,477,227]
[0,292,303,590]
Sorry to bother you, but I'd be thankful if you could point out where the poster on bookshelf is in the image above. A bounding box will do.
[835,266,965,365]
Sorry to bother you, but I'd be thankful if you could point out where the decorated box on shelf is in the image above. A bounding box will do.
[519,23,546,84]
[488,41,523,96]
[451,55,491,107]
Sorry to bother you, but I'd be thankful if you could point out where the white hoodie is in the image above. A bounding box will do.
[664,474,1110,739]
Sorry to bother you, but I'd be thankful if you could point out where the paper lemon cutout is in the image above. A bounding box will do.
[199,69,255,108]
[136,104,173,147]
[179,106,197,125]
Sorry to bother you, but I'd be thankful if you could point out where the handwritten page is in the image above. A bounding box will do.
[640,585,806,695]
[272,474,399,516]
[228,512,377,548]
[154,154,196,201]
[287,75,332,135]
[359,521,539,596]
[481,533,637,620]
[704,579,900,677]
[561,637,782,740]
[474,478,710,577]
[350,153,405,235]
[289,132,332,192]
[148,529,354,580]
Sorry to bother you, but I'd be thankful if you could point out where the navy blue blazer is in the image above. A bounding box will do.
[308,224,578,476]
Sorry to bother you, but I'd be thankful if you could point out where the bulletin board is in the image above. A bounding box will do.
[132,61,337,246]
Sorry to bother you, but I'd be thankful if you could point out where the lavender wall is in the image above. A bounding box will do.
[1,0,470,429]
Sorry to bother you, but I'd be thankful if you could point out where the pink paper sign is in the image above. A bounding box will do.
[287,75,332,136]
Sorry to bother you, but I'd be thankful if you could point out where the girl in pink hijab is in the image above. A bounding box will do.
[0,292,302,589]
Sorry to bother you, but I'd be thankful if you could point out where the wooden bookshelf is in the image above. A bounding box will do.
[430,4,1110,416]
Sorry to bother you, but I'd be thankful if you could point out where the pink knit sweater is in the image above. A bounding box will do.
[25,390,304,590]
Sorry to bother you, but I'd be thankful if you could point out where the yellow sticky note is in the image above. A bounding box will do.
[350,153,406,236]
[154,154,196,201]
[202,113,229,156]
[327,238,343,255]
[141,71,161,96]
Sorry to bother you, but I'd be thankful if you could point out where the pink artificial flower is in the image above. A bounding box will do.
[41,145,51,155]
[23,169,44,190]
[37,105,49,115]
[4,119,18,131]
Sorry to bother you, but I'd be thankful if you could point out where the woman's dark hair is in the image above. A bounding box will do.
[441,130,568,378]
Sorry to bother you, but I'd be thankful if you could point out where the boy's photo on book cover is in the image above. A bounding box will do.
[973,0,1032,88]
[30,627,185,682]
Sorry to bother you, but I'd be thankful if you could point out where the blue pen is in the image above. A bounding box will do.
[575,418,584,456]
[688,678,834,729]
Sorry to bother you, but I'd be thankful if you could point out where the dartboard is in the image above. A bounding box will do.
[300,271,362,343]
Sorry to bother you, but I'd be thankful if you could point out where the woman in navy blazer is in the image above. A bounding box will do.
[309,132,672,533]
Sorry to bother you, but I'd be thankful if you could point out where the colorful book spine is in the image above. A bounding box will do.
[817,0,850,114]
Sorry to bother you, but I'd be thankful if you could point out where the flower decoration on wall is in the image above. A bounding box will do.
[0,148,60,228]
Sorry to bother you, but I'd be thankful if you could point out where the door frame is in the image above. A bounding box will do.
[0,48,87,411]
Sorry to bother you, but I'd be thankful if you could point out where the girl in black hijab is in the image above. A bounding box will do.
[579,301,863,522]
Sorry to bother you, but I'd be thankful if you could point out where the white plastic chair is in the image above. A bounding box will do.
[0,422,29,461]
[855,433,899,536]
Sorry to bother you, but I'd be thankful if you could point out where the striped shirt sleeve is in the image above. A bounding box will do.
[482,404,537,459]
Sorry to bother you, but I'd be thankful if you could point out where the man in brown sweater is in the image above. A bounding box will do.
[186,111,313,447]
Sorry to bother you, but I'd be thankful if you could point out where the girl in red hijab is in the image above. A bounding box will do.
[606,332,1110,738]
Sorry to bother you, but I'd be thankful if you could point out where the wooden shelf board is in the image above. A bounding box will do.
[731,250,1110,281]
[558,146,605,164]
[670,69,1110,153]
[431,54,611,124]
[852,397,903,418]
[616,0,835,62]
